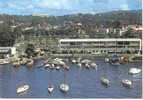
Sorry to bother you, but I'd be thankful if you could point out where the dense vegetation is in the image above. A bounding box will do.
[0,9,142,46]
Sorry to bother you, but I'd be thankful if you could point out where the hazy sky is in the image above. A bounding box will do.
[0,0,142,15]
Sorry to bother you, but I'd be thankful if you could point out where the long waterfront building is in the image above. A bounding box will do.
[59,38,142,55]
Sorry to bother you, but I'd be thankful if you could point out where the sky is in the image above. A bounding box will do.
[0,0,142,16]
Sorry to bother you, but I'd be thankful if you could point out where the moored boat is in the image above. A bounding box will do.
[129,68,141,75]
[16,84,30,94]
[122,79,132,88]
[59,83,69,93]
[90,62,97,69]
[48,85,54,93]
[100,77,110,86]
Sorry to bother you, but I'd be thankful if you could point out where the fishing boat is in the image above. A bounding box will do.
[122,79,132,88]
[16,84,30,94]
[129,68,141,75]
[100,77,110,86]
[59,83,69,93]
[48,85,54,93]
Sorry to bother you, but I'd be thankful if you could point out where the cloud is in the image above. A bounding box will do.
[0,0,141,15]
[120,4,129,10]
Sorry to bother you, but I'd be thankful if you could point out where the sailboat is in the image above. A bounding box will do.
[59,67,69,93]
[48,69,54,94]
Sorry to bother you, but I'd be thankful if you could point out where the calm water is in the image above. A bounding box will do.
[0,58,142,98]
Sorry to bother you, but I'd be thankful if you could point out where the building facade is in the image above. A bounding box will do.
[59,38,142,55]
[0,47,16,58]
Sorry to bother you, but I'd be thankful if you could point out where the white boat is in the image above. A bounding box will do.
[122,79,132,87]
[59,83,69,93]
[90,63,97,69]
[48,85,54,93]
[85,63,90,69]
[129,68,141,75]
[81,59,91,64]
[16,85,30,94]
[101,77,110,86]
[105,58,109,62]
[71,59,76,64]
[78,63,82,68]
[45,63,50,67]
[56,66,60,70]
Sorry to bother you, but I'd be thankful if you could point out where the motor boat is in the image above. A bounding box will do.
[59,83,69,93]
[105,58,109,63]
[77,63,82,68]
[44,63,51,69]
[56,66,60,70]
[16,84,30,94]
[100,77,110,86]
[81,59,91,64]
[129,68,141,75]
[109,54,120,66]
[85,63,90,69]
[71,59,77,64]
[48,85,54,93]
[90,62,97,69]
[63,65,70,70]
[122,79,132,88]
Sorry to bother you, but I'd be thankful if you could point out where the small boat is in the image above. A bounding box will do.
[122,79,132,88]
[109,54,120,66]
[71,59,77,64]
[45,63,50,67]
[59,83,69,93]
[44,63,51,69]
[16,84,30,94]
[77,63,82,68]
[81,59,91,64]
[85,63,90,69]
[120,55,129,64]
[101,77,110,86]
[129,68,141,75]
[48,85,54,93]
[63,65,70,70]
[90,63,97,69]
[105,58,109,63]
[13,61,20,67]
[26,59,34,67]
[56,66,60,70]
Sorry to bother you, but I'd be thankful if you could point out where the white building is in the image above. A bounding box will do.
[59,38,142,55]
[0,47,16,58]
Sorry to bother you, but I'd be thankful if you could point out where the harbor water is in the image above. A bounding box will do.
[0,58,142,98]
